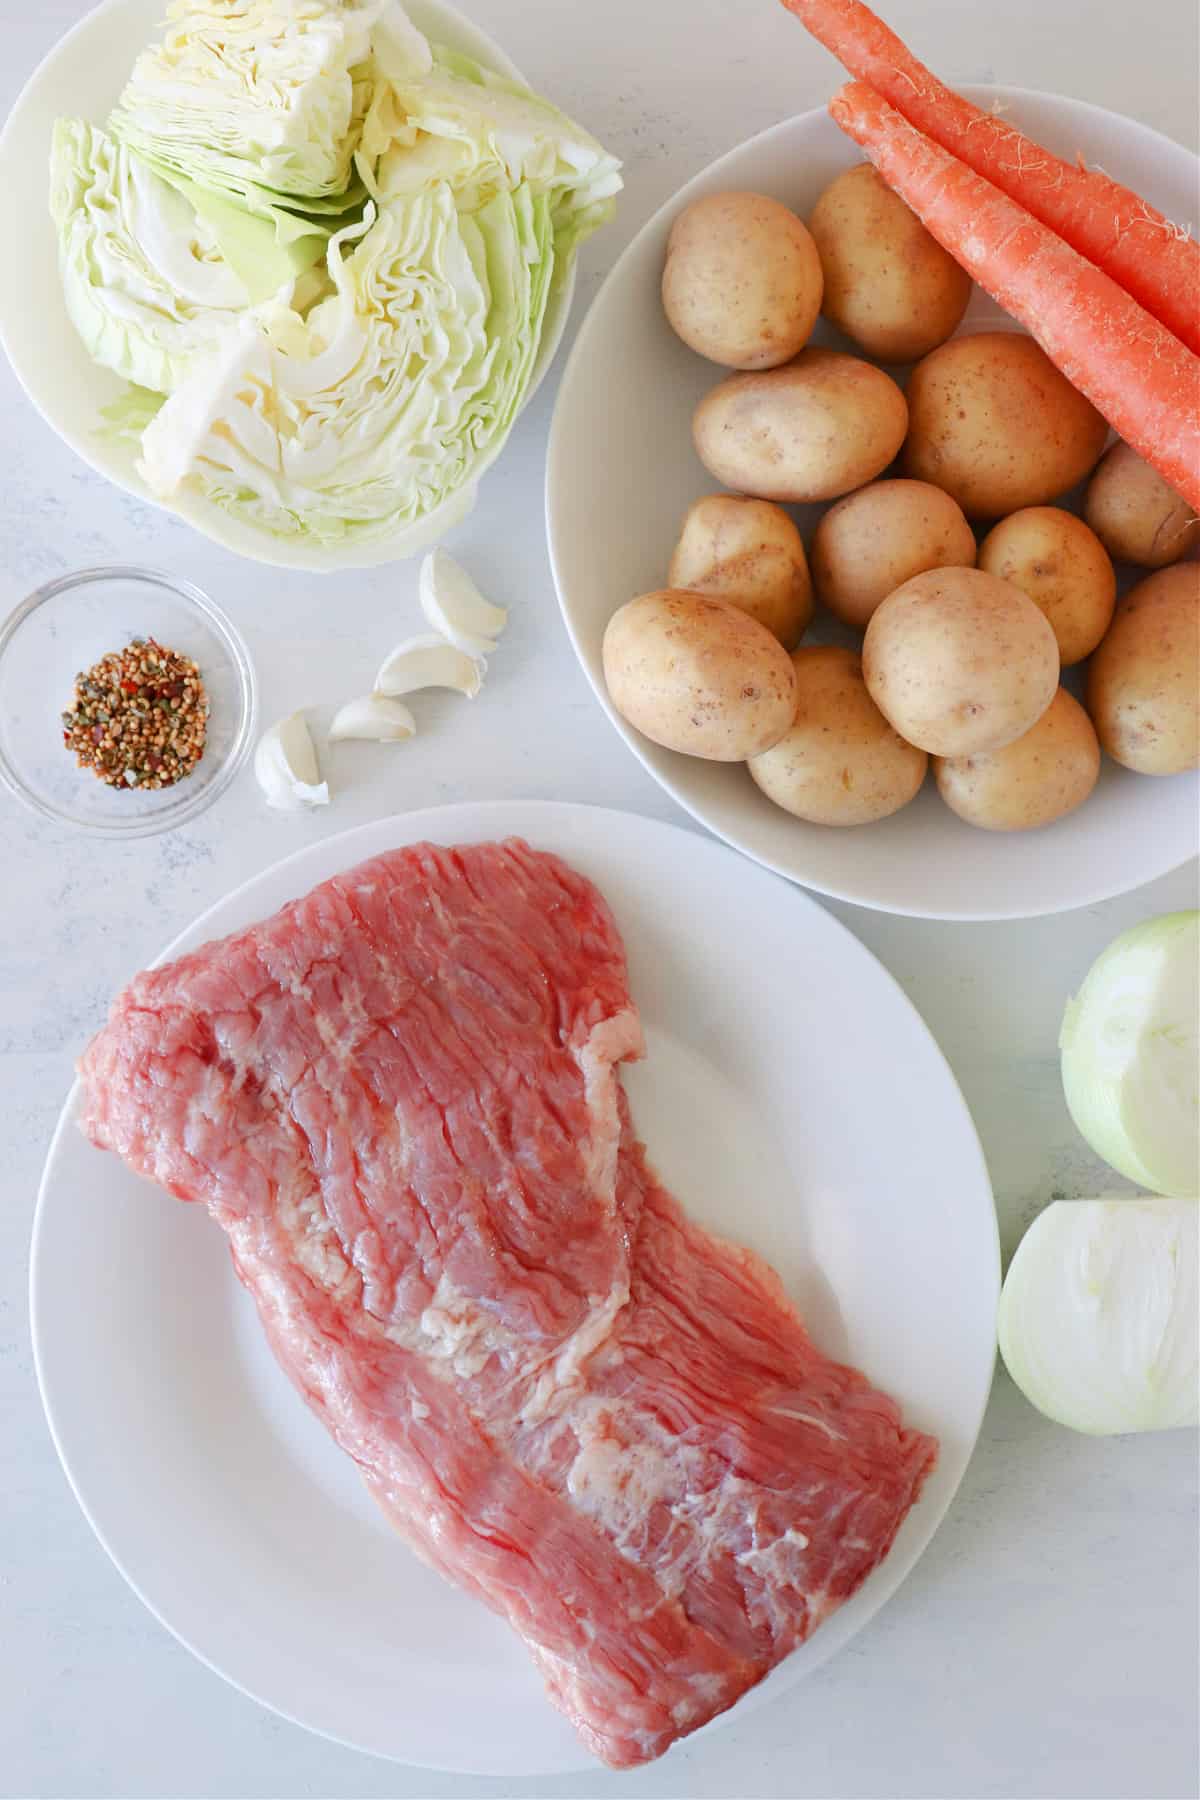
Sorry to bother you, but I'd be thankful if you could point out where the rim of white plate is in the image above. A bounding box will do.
[31,799,999,1775]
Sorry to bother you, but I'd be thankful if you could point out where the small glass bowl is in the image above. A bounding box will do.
[0,567,256,837]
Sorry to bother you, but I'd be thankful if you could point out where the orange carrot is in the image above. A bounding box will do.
[827,81,1200,512]
[782,0,1200,356]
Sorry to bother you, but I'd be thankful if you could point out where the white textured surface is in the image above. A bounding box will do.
[2,2,1197,1796]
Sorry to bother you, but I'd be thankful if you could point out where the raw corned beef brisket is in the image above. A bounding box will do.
[78,839,937,1767]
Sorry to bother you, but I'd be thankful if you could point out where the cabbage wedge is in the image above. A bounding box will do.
[50,118,253,393]
[109,0,431,205]
[140,177,557,545]
[50,0,620,552]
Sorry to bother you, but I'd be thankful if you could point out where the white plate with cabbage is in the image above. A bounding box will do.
[0,0,621,570]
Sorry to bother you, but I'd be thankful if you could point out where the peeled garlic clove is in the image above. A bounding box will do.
[376,633,484,699]
[329,694,417,743]
[254,712,329,812]
[419,549,507,657]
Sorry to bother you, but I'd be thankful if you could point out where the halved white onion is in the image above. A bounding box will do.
[999,1196,1198,1435]
[1060,912,1199,1198]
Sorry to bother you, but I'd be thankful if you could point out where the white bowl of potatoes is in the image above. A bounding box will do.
[546,88,1199,920]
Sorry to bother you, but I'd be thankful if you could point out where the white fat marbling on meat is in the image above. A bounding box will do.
[417,1271,498,1379]
[520,1010,644,1421]
[671,1672,732,1728]
[566,1414,683,1516]
[278,1191,356,1298]
[574,1007,644,1208]
[560,1401,822,1640]
[736,1527,811,1568]
[770,1403,842,1440]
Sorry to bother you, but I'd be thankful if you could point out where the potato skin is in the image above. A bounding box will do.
[693,349,908,504]
[662,191,824,371]
[863,566,1060,756]
[1084,441,1200,569]
[668,494,813,647]
[935,687,1100,830]
[978,506,1116,666]
[902,333,1108,518]
[602,589,799,761]
[808,163,971,362]
[1086,564,1200,775]
[811,478,976,630]
[749,645,927,825]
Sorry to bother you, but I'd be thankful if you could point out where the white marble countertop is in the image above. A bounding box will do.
[3,2,1198,1796]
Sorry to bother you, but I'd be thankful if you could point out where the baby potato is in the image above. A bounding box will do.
[811,478,977,630]
[1084,441,1200,569]
[602,588,798,761]
[668,495,813,647]
[693,349,908,504]
[662,191,824,371]
[978,506,1116,666]
[808,163,971,362]
[1087,564,1200,774]
[863,566,1060,756]
[749,645,927,825]
[935,688,1100,830]
[902,333,1108,518]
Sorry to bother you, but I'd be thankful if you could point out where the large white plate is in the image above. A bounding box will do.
[32,801,997,1775]
[0,0,575,573]
[546,91,1200,921]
